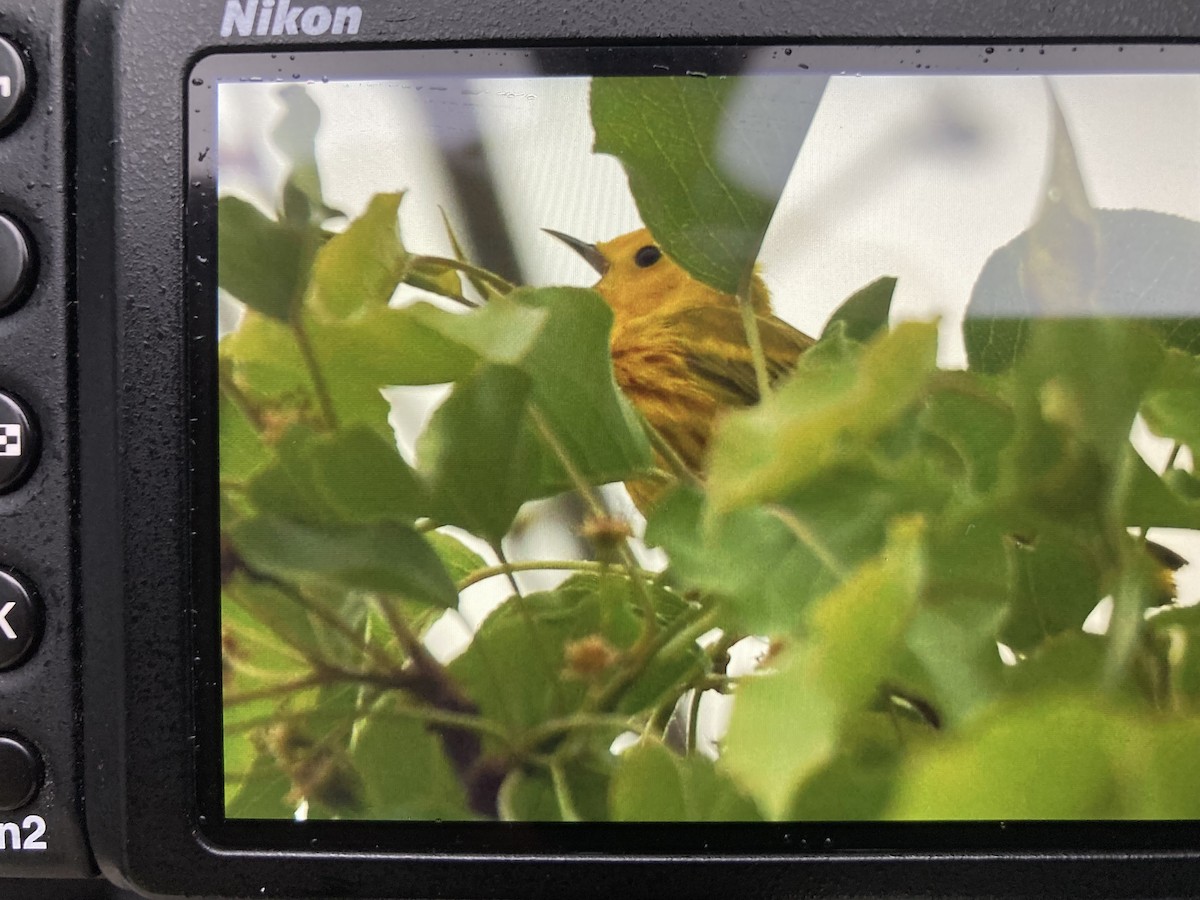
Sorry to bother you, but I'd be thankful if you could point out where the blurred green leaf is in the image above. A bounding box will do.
[246,425,426,525]
[229,515,458,609]
[1000,531,1103,653]
[787,713,914,820]
[510,287,653,488]
[722,521,924,818]
[917,382,1014,495]
[707,322,938,513]
[219,388,270,483]
[591,75,825,295]
[450,575,698,736]
[218,197,321,321]
[610,740,760,821]
[346,702,471,819]
[417,364,542,544]
[497,754,613,822]
[887,694,1200,819]
[306,192,408,321]
[823,276,896,343]
[424,531,487,583]
[226,751,294,819]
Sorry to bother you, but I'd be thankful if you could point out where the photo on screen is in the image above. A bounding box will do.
[209,48,1200,825]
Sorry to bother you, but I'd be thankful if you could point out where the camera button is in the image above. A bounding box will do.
[0,214,34,314]
[0,570,40,671]
[0,38,30,133]
[0,736,41,811]
[0,391,37,492]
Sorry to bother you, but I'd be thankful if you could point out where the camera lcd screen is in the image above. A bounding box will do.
[193,45,1200,841]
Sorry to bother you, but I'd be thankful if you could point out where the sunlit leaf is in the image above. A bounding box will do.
[722,521,924,818]
[306,192,409,321]
[707,322,938,513]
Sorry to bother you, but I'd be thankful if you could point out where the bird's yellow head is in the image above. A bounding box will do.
[546,227,771,322]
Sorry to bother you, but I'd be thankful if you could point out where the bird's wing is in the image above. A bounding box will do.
[668,306,815,407]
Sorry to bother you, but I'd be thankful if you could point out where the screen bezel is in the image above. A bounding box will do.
[78,0,1200,894]
[193,43,1200,854]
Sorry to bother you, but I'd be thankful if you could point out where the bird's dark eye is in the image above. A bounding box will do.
[634,245,662,268]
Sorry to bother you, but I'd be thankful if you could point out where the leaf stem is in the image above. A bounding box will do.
[550,762,581,822]
[412,255,515,297]
[372,594,475,715]
[492,542,569,709]
[217,364,265,431]
[1165,441,1183,472]
[291,316,338,429]
[737,289,771,401]
[527,403,659,638]
[644,420,702,487]
[457,559,651,592]
[767,504,850,582]
[686,688,703,754]
[590,605,719,714]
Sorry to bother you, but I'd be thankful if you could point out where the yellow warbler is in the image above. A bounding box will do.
[547,227,814,509]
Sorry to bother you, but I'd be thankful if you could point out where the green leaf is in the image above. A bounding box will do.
[246,425,426,525]
[787,713,911,820]
[424,531,487,584]
[823,277,897,343]
[226,751,295,819]
[887,694,1200,819]
[1123,452,1200,530]
[510,287,653,488]
[1000,531,1104,653]
[917,381,1014,495]
[449,574,698,736]
[218,197,320,321]
[722,520,924,819]
[610,740,760,821]
[707,322,938,513]
[417,364,542,543]
[229,515,458,609]
[887,695,1120,819]
[346,701,471,819]
[219,388,270,483]
[497,755,613,822]
[900,597,1007,727]
[591,75,825,295]
[306,192,409,321]
[316,298,547,388]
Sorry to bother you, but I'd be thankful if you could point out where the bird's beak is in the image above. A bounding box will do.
[543,228,609,276]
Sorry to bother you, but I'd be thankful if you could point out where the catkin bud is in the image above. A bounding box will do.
[563,634,620,679]
[579,514,633,561]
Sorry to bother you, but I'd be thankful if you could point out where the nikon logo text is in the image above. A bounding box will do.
[221,0,363,37]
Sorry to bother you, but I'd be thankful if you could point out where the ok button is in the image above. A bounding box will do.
[0,570,40,670]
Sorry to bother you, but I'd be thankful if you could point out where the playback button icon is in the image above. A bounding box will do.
[0,391,37,492]
[0,569,40,671]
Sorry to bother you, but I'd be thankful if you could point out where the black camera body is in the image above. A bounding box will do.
[0,0,1197,897]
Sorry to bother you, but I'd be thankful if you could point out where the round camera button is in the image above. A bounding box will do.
[0,215,34,314]
[0,570,41,671]
[0,736,41,811]
[0,392,37,492]
[0,38,31,134]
